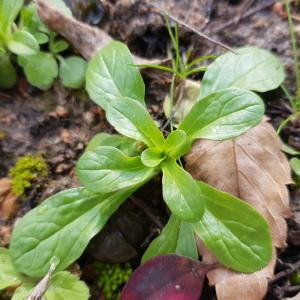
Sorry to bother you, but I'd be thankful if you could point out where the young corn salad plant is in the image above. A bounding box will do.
[5,41,284,298]
[0,0,86,90]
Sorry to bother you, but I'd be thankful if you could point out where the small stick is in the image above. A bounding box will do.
[145,0,236,53]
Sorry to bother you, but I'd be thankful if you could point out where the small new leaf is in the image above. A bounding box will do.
[179,88,264,141]
[141,147,165,168]
[162,160,204,222]
[86,41,145,110]
[164,130,190,159]
[77,146,155,193]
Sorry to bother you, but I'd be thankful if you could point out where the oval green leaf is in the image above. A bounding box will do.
[193,180,272,273]
[141,147,165,167]
[10,187,133,278]
[86,41,145,110]
[0,0,23,33]
[77,146,155,193]
[199,47,285,99]
[7,31,39,55]
[164,130,190,159]
[21,52,58,90]
[179,88,264,141]
[59,56,87,89]
[162,160,204,222]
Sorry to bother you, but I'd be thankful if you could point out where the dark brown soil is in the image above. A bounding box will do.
[1,1,299,299]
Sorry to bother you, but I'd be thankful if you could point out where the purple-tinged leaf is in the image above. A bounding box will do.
[121,254,213,300]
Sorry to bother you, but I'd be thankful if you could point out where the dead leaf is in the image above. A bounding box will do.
[0,178,19,220]
[185,118,292,300]
[36,0,164,65]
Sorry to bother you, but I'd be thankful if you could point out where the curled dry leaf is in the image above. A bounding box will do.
[36,0,164,65]
[0,178,19,220]
[185,118,292,300]
[121,254,213,300]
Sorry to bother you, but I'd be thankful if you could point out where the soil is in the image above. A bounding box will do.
[0,0,300,299]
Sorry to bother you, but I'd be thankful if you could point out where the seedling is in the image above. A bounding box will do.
[276,0,300,133]
[8,40,285,280]
[0,0,86,90]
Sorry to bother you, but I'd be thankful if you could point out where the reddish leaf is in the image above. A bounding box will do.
[121,254,212,300]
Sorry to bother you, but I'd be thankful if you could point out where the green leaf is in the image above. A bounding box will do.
[179,88,264,141]
[199,47,285,99]
[283,144,300,156]
[0,0,23,33]
[86,41,145,110]
[162,160,204,222]
[0,248,22,290]
[0,53,17,88]
[193,180,272,273]
[106,97,165,147]
[86,133,143,157]
[59,56,86,89]
[12,271,89,300]
[290,158,300,176]
[21,52,58,90]
[52,40,69,54]
[12,283,35,300]
[142,215,198,263]
[7,31,39,55]
[164,130,190,159]
[176,221,198,260]
[142,214,180,263]
[141,147,165,167]
[20,4,50,41]
[77,146,155,193]
[10,187,133,278]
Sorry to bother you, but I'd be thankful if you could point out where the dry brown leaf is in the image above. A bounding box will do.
[185,118,292,300]
[36,0,164,65]
[0,178,19,220]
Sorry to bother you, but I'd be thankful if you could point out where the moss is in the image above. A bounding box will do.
[95,262,132,300]
[9,155,48,197]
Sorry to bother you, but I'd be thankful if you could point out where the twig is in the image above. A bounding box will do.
[145,0,236,53]
[130,196,164,229]
[26,261,57,300]
[270,260,300,283]
[213,0,276,33]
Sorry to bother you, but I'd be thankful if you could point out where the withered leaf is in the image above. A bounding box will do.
[185,118,292,300]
